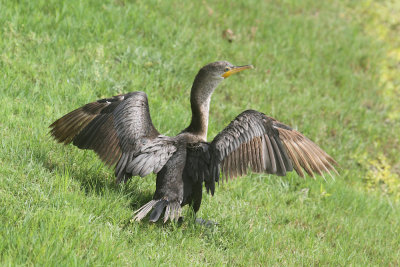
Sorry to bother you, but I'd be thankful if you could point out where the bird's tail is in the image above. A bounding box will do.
[132,199,182,223]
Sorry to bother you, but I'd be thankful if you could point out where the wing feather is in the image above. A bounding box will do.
[270,136,286,176]
[50,91,177,182]
[194,110,338,193]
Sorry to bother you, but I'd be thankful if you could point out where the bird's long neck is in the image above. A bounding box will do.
[187,92,210,140]
[185,74,221,141]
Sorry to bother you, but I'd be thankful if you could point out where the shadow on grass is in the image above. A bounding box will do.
[35,146,222,229]
[39,148,154,212]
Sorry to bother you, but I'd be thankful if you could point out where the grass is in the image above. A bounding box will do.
[1,0,400,265]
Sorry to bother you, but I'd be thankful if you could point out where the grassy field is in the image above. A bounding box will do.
[1,0,400,265]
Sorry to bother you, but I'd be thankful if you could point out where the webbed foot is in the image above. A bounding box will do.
[176,216,217,227]
[195,218,218,227]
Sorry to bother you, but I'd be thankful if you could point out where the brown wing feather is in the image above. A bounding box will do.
[204,110,337,193]
[50,95,127,166]
[49,91,176,182]
[276,127,338,178]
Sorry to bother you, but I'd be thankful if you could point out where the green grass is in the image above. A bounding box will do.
[1,0,400,265]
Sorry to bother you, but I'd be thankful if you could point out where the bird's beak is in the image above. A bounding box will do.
[222,65,254,78]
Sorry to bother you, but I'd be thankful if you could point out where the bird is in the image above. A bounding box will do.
[49,61,338,223]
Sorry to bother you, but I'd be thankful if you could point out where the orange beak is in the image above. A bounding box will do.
[222,65,254,78]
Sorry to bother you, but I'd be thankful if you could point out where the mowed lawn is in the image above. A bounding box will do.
[1,0,399,265]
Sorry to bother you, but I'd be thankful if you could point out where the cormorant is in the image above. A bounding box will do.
[50,61,337,223]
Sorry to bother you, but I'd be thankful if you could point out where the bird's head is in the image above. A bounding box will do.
[191,61,254,108]
[198,61,254,81]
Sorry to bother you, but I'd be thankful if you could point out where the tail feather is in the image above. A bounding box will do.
[149,199,168,222]
[132,200,157,221]
[133,199,182,223]
[163,201,182,223]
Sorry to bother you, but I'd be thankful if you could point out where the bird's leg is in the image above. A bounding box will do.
[195,217,218,227]
[177,215,218,227]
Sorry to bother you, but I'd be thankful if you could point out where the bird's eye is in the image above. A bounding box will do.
[224,67,230,72]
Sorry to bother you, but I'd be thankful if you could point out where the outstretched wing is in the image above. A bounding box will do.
[191,110,338,194]
[49,91,176,182]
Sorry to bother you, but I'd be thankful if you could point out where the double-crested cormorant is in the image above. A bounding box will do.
[50,61,337,223]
